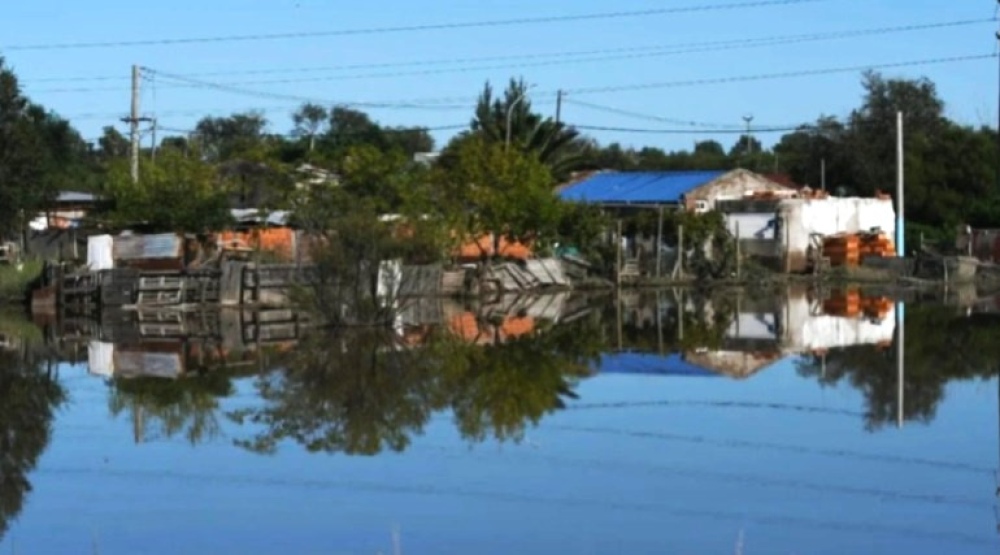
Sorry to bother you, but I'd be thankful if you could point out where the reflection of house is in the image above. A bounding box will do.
[597,352,721,377]
[780,289,896,352]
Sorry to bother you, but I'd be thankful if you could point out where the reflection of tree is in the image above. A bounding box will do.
[0,349,65,541]
[231,316,602,456]
[231,329,439,455]
[108,371,234,445]
[797,306,1000,430]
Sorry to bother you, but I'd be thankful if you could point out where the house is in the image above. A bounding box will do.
[558,168,793,212]
[558,169,795,271]
[30,191,104,231]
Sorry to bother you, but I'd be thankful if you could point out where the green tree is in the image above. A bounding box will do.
[433,135,562,258]
[194,111,270,163]
[0,59,46,240]
[291,103,328,153]
[464,78,584,180]
[97,126,130,160]
[100,147,233,232]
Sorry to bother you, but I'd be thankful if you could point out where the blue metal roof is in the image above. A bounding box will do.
[559,170,728,204]
[595,352,720,377]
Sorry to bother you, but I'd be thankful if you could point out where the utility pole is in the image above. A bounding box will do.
[896,110,905,430]
[121,64,153,184]
[820,157,827,191]
[995,4,1000,191]
[742,114,754,156]
[555,89,564,125]
[150,118,158,164]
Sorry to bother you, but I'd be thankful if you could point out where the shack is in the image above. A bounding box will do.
[777,196,896,273]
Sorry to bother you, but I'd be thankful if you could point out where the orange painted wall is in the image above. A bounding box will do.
[218,228,297,261]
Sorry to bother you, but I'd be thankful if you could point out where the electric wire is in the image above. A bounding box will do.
[25,19,992,91]
[1,0,830,51]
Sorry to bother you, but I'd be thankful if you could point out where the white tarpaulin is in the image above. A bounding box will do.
[87,341,115,377]
[87,234,114,270]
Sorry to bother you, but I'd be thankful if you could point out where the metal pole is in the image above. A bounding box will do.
[896,111,905,257]
[820,157,827,191]
[555,89,563,125]
[616,219,623,289]
[656,205,664,278]
[743,114,754,156]
[897,301,905,428]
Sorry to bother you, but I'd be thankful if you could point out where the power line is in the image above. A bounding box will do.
[2,0,830,51]
[565,52,998,94]
[142,67,479,109]
[152,123,467,137]
[26,18,992,90]
[575,123,810,134]
[565,98,747,129]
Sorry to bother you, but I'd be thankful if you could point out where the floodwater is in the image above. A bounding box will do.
[1,286,999,554]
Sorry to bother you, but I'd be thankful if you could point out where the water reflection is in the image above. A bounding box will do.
[5,285,1000,552]
[19,284,1000,449]
[0,316,65,542]
[230,297,601,455]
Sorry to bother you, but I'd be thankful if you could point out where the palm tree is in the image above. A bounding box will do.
[468,78,585,181]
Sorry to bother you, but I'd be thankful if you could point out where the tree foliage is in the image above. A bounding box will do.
[432,135,563,254]
[100,147,233,232]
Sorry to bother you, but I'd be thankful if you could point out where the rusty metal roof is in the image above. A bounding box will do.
[558,170,727,204]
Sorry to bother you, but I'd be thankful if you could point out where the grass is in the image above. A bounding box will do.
[0,259,43,305]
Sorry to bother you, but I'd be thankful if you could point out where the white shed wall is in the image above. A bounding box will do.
[778,198,896,273]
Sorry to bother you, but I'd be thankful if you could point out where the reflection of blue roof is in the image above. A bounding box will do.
[596,352,720,377]
[559,171,727,204]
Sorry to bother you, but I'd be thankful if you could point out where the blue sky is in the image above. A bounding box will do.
[1,0,997,152]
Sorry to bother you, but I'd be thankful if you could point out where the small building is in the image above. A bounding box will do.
[776,196,895,273]
[30,191,104,231]
[558,168,793,212]
[558,169,796,273]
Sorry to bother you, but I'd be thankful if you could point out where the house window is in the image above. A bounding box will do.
[693,200,710,213]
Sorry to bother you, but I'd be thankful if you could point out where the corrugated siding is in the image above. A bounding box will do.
[559,171,726,204]
[114,233,184,260]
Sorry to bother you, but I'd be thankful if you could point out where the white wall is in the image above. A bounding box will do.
[778,198,896,273]
[725,212,776,240]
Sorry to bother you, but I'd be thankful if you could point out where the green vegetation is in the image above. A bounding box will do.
[0,260,42,305]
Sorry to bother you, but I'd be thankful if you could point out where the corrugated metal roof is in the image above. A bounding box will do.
[56,191,98,203]
[558,170,727,204]
[595,352,720,377]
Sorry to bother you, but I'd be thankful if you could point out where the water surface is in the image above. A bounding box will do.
[1,288,998,554]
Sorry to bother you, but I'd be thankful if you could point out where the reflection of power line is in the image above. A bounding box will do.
[416,440,989,509]
[39,465,993,546]
[551,425,995,474]
[567,399,865,417]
